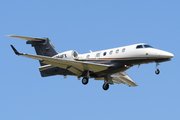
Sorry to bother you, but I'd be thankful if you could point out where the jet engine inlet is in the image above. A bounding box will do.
[53,50,78,60]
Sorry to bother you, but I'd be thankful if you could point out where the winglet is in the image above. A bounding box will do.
[10,45,21,55]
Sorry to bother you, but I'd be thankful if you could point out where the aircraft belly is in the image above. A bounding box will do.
[40,58,166,78]
[91,65,129,77]
[77,58,161,77]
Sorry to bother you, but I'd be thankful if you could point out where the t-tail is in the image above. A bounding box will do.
[7,35,58,77]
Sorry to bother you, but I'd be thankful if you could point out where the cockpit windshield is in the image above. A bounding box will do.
[136,44,153,49]
[144,45,153,48]
[136,45,143,49]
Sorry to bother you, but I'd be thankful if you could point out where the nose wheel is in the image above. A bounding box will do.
[155,69,160,75]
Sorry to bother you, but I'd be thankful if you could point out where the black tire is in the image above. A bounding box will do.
[82,77,89,85]
[102,83,109,90]
[155,69,160,75]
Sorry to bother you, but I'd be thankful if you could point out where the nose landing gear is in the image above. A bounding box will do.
[155,63,160,75]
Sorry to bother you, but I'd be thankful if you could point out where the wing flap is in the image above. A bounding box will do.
[42,60,82,76]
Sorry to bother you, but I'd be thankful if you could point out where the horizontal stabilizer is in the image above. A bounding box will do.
[6,35,46,41]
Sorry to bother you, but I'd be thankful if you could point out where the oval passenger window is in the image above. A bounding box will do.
[109,51,113,55]
[122,48,125,52]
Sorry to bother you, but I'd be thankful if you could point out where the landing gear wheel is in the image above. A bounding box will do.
[155,69,160,75]
[82,77,89,85]
[102,83,109,90]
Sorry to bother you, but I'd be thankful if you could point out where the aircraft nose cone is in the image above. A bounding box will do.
[160,51,174,58]
[168,52,174,58]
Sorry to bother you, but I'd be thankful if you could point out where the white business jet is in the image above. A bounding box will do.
[8,35,174,90]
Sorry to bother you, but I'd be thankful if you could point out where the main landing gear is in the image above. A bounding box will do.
[82,77,89,85]
[102,76,113,91]
[82,71,90,85]
[81,71,112,91]
[102,82,109,90]
[82,77,110,90]
[155,63,160,75]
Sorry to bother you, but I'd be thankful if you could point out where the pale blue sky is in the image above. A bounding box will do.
[1,0,179,120]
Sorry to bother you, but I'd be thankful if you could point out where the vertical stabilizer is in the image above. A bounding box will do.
[7,35,58,66]
[26,38,58,66]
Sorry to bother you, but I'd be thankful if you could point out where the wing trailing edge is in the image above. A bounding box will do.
[95,72,138,87]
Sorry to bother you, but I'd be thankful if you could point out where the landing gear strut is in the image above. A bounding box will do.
[155,63,160,75]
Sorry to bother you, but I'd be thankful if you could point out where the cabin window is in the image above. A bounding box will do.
[86,55,90,59]
[116,49,119,54]
[103,52,107,56]
[136,45,143,49]
[109,51,113,55]
[96,53,100,58]
[122,48,126,52]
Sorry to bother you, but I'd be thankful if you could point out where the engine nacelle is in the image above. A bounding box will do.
[53,50,78,60]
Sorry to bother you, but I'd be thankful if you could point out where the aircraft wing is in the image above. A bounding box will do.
[11,45,110,75]
[111,72,138,87]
